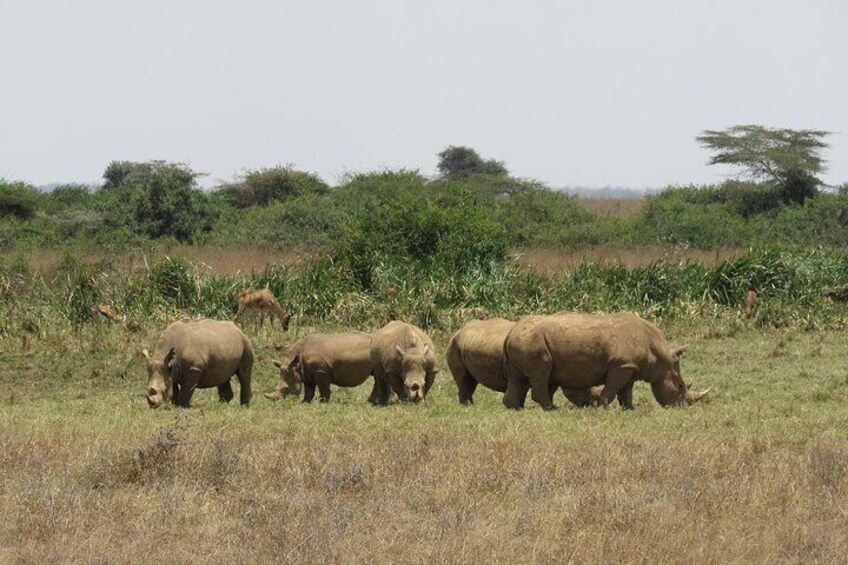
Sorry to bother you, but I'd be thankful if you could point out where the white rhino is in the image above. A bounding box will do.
[265,332,374,403]
[370,321,437,404]
[141,319,254,408]
[503,312,710,410]
[447,318,616,407]
[446,318,515,405]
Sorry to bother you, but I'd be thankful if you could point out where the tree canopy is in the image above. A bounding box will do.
[436,146,508,179]
[696,125,831,186]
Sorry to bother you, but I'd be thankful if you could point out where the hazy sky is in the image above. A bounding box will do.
[1,0,846,189]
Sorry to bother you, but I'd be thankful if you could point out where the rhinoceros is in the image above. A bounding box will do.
[502,312,710,410]
[447,318,623,407]
[370,321,437,405]
[446,318,517,405]
[141,319,254,408]
[265,332,374,403]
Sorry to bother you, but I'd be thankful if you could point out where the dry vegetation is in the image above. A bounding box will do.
[577,196,645,218]
[4,244,754,278]
[2,317,848,563]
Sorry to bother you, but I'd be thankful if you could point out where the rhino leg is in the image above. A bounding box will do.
[302,381,316,403]
[178,368,201,408]
[529,377,555,410]
[171,382,181,406]
[616,381,634,410]
[367,377,379,405]
[218,381,234,403]
[370,374,391,406]
[236,357,252,407]
[599,368,634,409]
[456,371,478,406]
[314,371,332,403]
[503,376,529,410]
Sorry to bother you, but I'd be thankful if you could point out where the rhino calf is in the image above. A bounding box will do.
[370,321,437,405]
[266,332,374,403]
[141,319,254,408]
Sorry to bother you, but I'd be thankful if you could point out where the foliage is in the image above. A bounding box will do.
[333,187,509,290]
[46,184,94,209]
[696,125,831,186]
[97,161,218,243]
[436,146,508,179]
[216,166,329,208]
[0,180,42,220]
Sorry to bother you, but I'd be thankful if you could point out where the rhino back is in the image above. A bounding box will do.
[507,313,660,389]
[302,331,373,385]
[171,320,250,384]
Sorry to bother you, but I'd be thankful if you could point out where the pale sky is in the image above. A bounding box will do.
[1,0,846,189]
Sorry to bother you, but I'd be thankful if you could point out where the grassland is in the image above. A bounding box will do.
[2,298,848,563]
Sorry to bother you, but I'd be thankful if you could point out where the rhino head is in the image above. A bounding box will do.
[265,359,303,400]
[141,347,177,408]
[650,346,711,406]
[396,343,430,403]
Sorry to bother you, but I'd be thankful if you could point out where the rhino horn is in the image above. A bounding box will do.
[685,387,711,403]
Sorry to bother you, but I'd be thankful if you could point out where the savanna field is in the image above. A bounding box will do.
[3,142,848,562]
[2,243,848,564]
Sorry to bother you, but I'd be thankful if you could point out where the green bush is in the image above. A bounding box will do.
[0,181,42,220]
[216,166,329,208]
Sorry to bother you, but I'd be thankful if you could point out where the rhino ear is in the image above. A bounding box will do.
[685,379,693,389]
[672,345,688,359]
[396,345,405,357]
[273,360,283,368]
[422,344,430,357]
[140,349,151,363]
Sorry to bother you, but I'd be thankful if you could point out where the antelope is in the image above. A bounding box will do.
[234,289,292,331]
[743,290,757,319]
[89,304,126,324]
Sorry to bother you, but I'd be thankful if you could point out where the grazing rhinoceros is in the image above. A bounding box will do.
[141,319,254,408]
[502,312,710,410]
[265,332,374,403]
[446,318,515,405]
[370,321,437,405]
[447,318,622,407]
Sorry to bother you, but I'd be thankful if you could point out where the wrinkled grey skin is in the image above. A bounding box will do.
[265,332,374,403]
[369,321,437,405]
[141,320,254,408]
[503,312,710,410]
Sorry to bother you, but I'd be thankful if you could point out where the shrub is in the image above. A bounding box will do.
[216,166,329,208]
[0,181,41,220]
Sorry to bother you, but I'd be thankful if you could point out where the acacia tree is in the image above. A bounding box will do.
[696,125,831,204]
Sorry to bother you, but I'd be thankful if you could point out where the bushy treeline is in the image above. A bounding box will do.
[2,149,848,254]
[2,248,848,339]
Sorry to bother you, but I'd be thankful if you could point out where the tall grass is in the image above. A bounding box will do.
[2,248,848,338]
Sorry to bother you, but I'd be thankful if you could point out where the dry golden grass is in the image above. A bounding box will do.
[7,245,751,278]
[2,321,848,563]
[577,196,645,218]
[4,246,312,275]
